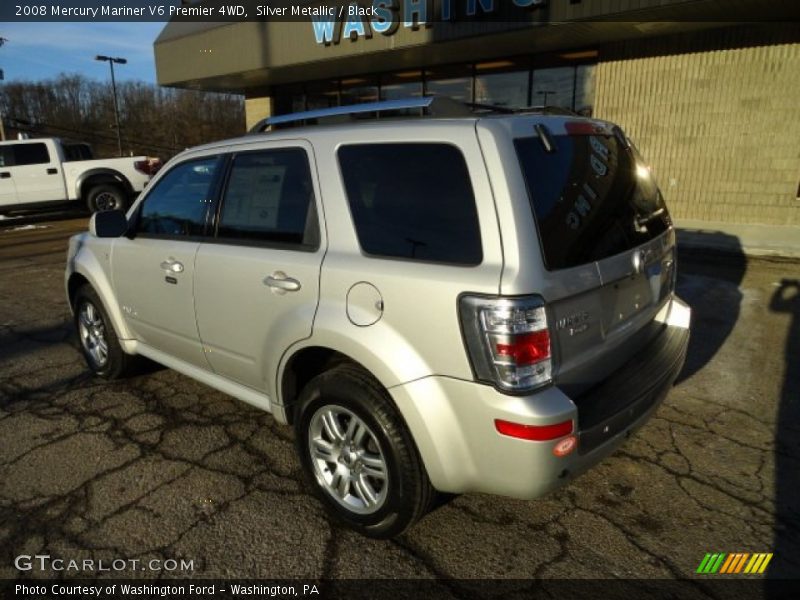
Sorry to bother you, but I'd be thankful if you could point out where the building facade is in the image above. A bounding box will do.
[154,0,800,227]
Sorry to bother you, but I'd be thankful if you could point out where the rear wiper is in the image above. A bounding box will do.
[534,124,556,154]
[635,207,665,228]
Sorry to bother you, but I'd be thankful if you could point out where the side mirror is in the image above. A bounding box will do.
[90,210,129,238]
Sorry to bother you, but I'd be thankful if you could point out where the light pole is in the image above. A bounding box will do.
[0,37,7,142]
[0,68,5,142]
[537,90,556,106]
[95,55,127,156]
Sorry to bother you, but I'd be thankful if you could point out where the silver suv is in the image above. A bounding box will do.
[65,97,690,538]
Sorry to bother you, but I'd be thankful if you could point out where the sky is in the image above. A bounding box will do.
[0,23,165,83]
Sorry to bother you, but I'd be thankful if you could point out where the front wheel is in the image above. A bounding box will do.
[294,364,434,538]
[73,286,135,379]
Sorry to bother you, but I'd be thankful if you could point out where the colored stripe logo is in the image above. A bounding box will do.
[696,553,773,574]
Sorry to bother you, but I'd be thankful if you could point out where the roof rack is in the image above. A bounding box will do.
[523,105,581,117]
[248,96,472,133]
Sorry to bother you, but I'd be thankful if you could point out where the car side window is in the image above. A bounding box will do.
[338,143,482,265]
[137,157,220,237]
[12,143,50,166]
[217,148,318,248]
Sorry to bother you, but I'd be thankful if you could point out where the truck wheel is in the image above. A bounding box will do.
[87,185,127,213]
[73,285,135,379]
[294,364,434,538]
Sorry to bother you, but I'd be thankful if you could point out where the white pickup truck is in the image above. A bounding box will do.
[0,137,159,214]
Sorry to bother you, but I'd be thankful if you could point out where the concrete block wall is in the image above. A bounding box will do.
[594,25,800,226]
[244,96,274,132]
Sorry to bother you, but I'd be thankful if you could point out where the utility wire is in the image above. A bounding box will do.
[5,115,183,155]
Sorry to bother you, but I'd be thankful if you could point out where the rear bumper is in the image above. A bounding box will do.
[389,295,690,498]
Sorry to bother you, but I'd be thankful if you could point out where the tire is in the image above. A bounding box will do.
[294,364,434,538]
[73,285,135,379]
[86,184,127,213]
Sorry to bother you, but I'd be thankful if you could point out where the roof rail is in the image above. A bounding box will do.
[248,96,472,133]
[521,105,581,117]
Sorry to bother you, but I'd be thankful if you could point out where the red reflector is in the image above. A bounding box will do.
[495,419,573,441]
[495,330,550,365]
[553,435,578,457]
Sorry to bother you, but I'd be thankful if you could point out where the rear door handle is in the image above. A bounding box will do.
[0,172,10,179]
[46,168,58,175]
[264,271,301,293]
[160,259,184,273]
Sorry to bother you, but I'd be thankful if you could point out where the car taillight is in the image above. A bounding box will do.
[459,295,553,393]
[134,158,162,176]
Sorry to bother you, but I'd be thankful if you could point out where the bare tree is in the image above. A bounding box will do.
[0,74,245,159]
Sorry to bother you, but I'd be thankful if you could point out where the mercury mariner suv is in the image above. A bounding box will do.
[65,97,691,538]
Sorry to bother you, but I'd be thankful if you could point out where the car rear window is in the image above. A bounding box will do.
[338,143,482,266]
[515,131,671,270]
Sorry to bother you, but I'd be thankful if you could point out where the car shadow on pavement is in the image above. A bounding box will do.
[675,231,747,383]
[0,207,89,229]
[0,321,163,387]
[766,278,800,584]
[0,322,74,361]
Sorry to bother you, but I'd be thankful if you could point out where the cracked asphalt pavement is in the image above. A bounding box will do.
[0,216,798,584]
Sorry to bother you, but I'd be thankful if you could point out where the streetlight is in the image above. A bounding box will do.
[537,90,556,106]
[95,55,127,156]
[0,37,7,142]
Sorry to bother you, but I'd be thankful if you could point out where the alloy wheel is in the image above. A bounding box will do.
[307,405,389,515]
[78,301,108,367]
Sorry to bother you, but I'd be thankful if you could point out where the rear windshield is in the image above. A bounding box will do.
[515,132,671,270]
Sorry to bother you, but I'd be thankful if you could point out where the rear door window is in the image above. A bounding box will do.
[515,131,670,270]
[216,148,319,248]
[338,143,482,265]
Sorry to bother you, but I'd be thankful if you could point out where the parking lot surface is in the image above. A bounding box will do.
[1,217,798,585]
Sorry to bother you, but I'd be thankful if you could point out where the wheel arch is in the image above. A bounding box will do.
[76,168,134,201]
[279,346,368,425]
[67,263,133,344]
[67,272,90,311]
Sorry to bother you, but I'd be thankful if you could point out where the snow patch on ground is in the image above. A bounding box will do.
[2,224,50,232]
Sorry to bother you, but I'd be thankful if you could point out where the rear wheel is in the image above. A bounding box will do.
[294,364,434,538]
[86,184,127,213]
[73,286,135,379]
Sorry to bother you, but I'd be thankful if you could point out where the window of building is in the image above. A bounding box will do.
[531,66,575,109]
[574,64,596,116]
[380,71,423,101]
[340,77,379,105]
[338,143,482,265]
[425,65,473,103]
[270,55,597,117]
[474,60,530,108]
[217,149,318,247]
[305,80,340,110]
[273,83,306,115]
[137,156,220,237]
